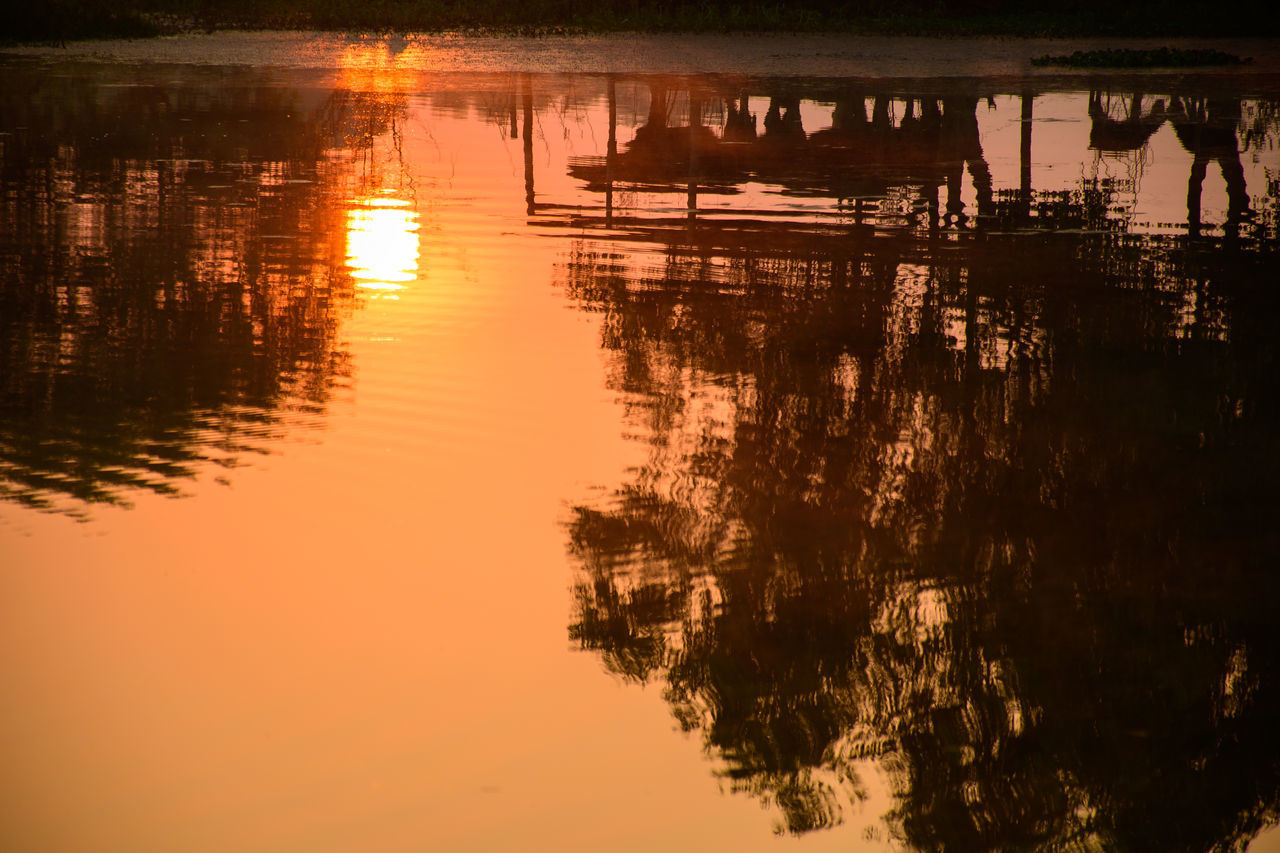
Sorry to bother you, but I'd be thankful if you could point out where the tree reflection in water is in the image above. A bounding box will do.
[0,67,407,516]
[560,80,1280,849]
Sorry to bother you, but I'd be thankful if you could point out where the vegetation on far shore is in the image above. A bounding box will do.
[1031,47,1253,68]
[3,0,1277,44]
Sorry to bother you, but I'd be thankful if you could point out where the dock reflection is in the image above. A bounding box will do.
[535,75,1276,246]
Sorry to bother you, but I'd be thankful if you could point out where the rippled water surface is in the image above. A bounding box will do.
[3,38,1280,852]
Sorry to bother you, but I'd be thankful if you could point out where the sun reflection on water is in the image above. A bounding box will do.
[345,194,419,294]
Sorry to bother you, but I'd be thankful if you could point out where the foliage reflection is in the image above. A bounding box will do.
[560,77,1280,849]
[0,66,409,516]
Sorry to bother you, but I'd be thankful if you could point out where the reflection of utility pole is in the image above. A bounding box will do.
[607,75,616,227]
[688,92,700,227]
[523,73,534,217]
[1021,90,1033,221]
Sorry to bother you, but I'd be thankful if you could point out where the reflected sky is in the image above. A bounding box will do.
[2,52,1280,853]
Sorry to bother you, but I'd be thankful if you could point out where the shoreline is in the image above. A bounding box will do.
[5,31,1280,80]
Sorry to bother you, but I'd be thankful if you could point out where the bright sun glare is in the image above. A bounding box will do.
[345,195,420,292]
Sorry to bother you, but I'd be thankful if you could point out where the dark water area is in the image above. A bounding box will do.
[2,44,1280,851]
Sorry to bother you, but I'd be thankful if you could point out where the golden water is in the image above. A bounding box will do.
[3,43,1280,851]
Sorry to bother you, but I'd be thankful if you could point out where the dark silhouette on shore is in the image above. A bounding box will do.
[6,0,1279,43]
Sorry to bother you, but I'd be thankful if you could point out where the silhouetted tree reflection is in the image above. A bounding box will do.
[0,67,408,516]
[561,84,1280,847]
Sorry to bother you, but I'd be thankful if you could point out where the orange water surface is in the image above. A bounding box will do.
[3,41,1280,852]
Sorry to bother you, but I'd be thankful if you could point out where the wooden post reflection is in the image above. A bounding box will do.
[925,98,941,232]
[509,74,519,140]
[1021,90,1033,221]
[607,75,616,227]
[523,73,534,217]
[688,91,700,227]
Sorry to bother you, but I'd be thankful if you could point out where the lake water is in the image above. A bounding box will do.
[3,34,1280,852]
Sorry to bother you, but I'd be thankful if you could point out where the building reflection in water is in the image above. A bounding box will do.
[551,76,1280,849]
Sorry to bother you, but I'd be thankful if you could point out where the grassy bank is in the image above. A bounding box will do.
[4,0,1275,44]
